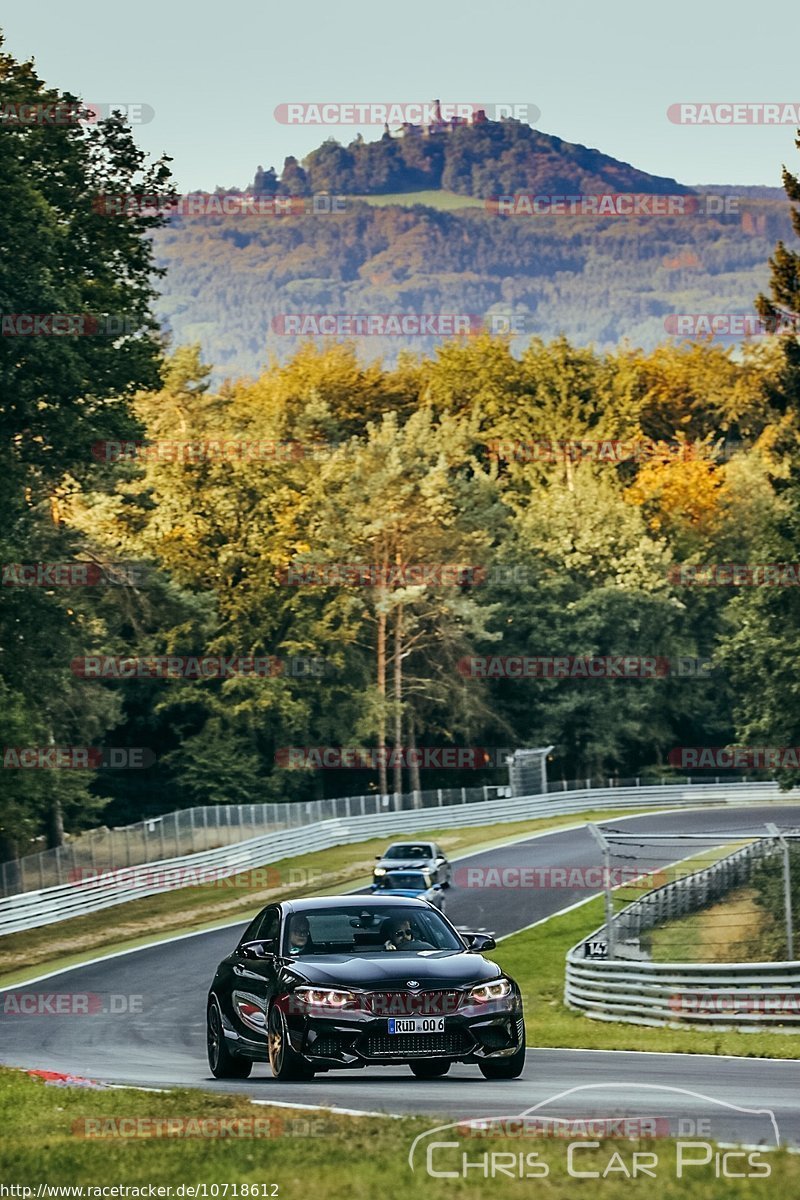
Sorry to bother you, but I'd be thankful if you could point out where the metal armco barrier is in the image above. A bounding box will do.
[0,781,784,936]
[566,832,800,1029]
[565,956,800,1028]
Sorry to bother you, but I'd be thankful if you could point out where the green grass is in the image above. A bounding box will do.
[648,886,778,964]
[0,1067,796,1196]
[348,189,483,210]
[0,807,650,986]
[490,895,800,1057]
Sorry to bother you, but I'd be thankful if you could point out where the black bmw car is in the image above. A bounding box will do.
[206,895,526,1081]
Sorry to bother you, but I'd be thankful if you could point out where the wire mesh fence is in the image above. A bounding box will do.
[0,771,761,899]
[586,824,800,962]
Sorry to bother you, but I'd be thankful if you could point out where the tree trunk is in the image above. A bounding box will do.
[46,792,65,850]
[393,604,404,798]
[408,715,422,806]
[377,601,388,796]
[45,730,65,849]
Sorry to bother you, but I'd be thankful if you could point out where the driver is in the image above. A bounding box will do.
[382,917,433,951]
[383,917,413,950]
[288,915,312,955]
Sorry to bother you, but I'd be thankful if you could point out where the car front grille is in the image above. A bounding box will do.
[362,990,462,1016]
[363,1030,473,1058]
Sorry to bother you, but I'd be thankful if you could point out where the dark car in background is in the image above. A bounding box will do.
[372,841,452,887]
[206,896,525,1081]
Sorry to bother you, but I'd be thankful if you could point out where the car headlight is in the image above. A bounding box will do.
[467,978,512,1004]
[293,986,358,1009]
[373,867,386,876]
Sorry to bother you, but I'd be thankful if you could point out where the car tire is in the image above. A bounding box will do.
[268,1003,315,1081]
[410,1060,451,1078]
[478,1029,526,1080]
[207,999,252,1079]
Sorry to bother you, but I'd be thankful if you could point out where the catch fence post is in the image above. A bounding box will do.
[587,823,616,959]
[766,823,794,959]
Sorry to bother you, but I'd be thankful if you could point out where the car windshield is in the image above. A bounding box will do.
[384,844,431,859]
[376,872,429,890]
[282,906,461,955]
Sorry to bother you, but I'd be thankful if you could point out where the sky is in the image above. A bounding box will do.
[3,0,799,192]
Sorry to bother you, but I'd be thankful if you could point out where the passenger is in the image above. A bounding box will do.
[288,915,312,955]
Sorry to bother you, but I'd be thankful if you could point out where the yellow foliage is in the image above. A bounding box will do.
[624,448,729,544]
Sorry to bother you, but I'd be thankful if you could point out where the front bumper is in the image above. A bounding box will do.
[281,991,524,1068]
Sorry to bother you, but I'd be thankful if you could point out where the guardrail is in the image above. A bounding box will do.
[0,772,772,898]
[565,956,800,1027]
[565,832,800,1028]
[0,781,784,936]
[1,784,513,898]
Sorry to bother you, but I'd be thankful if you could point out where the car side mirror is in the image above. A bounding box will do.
[240,939,275,959]
[433,883,443,890]
[465,933,496,952]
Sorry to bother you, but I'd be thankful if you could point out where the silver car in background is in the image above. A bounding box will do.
[373,841,452,887]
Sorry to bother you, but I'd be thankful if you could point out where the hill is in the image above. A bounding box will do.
[149,123,793,379]
[255,118,694,199]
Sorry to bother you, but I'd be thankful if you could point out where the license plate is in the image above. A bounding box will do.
[388,1017,445,1034]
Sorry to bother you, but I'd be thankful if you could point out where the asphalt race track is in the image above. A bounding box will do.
[2,804,800,1146]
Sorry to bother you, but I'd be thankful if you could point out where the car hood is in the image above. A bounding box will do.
[280,951,501,990]
[374,888,429,898]
[376,858,432,871]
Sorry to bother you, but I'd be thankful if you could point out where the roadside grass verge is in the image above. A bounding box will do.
[491,881,800,1058]
[648,886,779,964]
[0,806,649,985]
[0,1066,796,1197]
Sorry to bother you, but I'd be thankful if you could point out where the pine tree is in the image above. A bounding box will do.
[756,131,800,421]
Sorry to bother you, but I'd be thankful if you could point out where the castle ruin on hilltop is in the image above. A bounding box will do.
[385,99,488,139]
